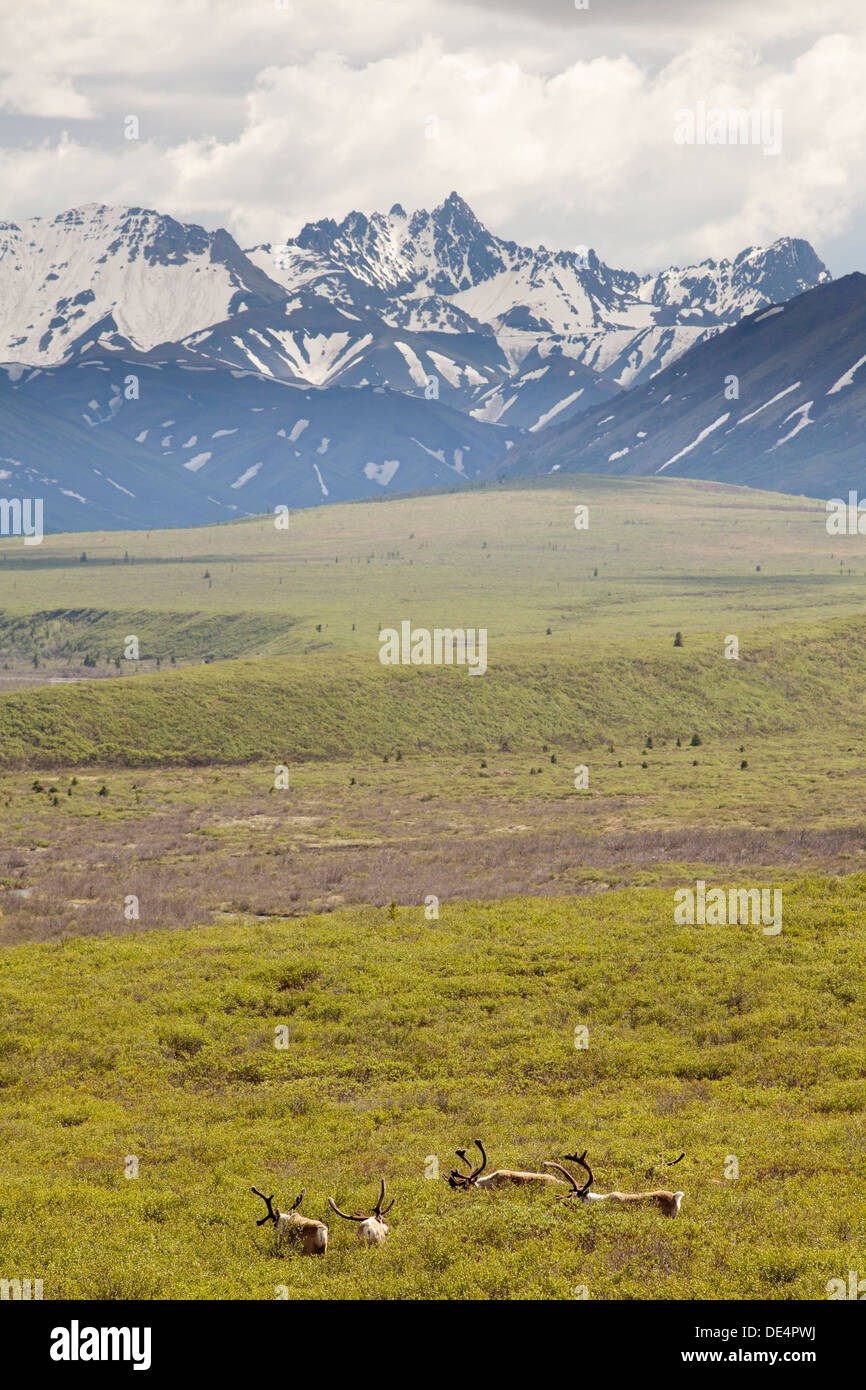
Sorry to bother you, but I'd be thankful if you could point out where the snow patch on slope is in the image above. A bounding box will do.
[656,414,730,472]
[828,354,866,394]
[364,459,400,486]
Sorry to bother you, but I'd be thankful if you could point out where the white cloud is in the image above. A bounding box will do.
[0,72,94,120]
[0,1,863,273]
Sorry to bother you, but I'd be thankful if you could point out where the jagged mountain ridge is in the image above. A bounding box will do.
[250,192,830,393]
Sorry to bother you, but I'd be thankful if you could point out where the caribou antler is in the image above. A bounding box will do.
[374,1179,395,1216]
[250,1185,278,1226]
[328,1179,395,1223]
[542,1160,583,1199]
[561,1148,594,1196]
[446,1149,473,1186]
[445,1139,488,1189]
[470,1139,487,1182]
[327,1196,365,1222]
[645,1150,686,1178]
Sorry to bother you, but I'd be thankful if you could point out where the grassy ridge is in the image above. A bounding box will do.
[2,477,866,660]
[0,886,861,1299]
[0,608,295,668]
[1,616,865,767]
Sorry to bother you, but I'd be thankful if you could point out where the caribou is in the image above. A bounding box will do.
[327,1179,394,1245]
[251,1185,329,1255]
[542,1149,686,1218]
[445,1139,567,1191]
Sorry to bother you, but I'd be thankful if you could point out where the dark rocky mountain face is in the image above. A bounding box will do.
[498,274,866,501]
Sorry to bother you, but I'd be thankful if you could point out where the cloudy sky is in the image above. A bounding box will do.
[0,0,863,274]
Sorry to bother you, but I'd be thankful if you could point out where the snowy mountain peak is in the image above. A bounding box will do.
[0,204,285,364]
[732,235,831,291]
[436,189,485,229]
[285,192,505,298]
[0,195,833,452]
[640,237,831,328]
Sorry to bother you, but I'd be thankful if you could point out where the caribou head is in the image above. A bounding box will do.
[542,1148,595,1200]
[327,1179,394,1245]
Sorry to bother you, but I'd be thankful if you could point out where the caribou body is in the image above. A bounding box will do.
[445,1139,566,1191]
[251,1185,329,1255]
[543,1149,685,1218]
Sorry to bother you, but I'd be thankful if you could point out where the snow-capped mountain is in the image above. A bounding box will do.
[0,195,834,530]
[0,205,285,363]
[498,273,866,500]
[250,192,830,395]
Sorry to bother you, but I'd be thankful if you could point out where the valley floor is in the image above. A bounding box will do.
[0,887,862,1300]
[0,478,863,1300]
[1,727,866,943]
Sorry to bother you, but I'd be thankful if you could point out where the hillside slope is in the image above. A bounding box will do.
[1,355,513,528]
[500,275,866,498]
[2,616,866,767]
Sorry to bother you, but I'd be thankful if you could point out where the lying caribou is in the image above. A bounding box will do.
[327,1179,394,1245]
[445,1139,567,1191]
[251,1185,329,1255]
[542,1149,686,1218]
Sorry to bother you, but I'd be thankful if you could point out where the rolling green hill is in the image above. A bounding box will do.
[0,473,865,766]
[0,616,863,768]
[0,474,863,665]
